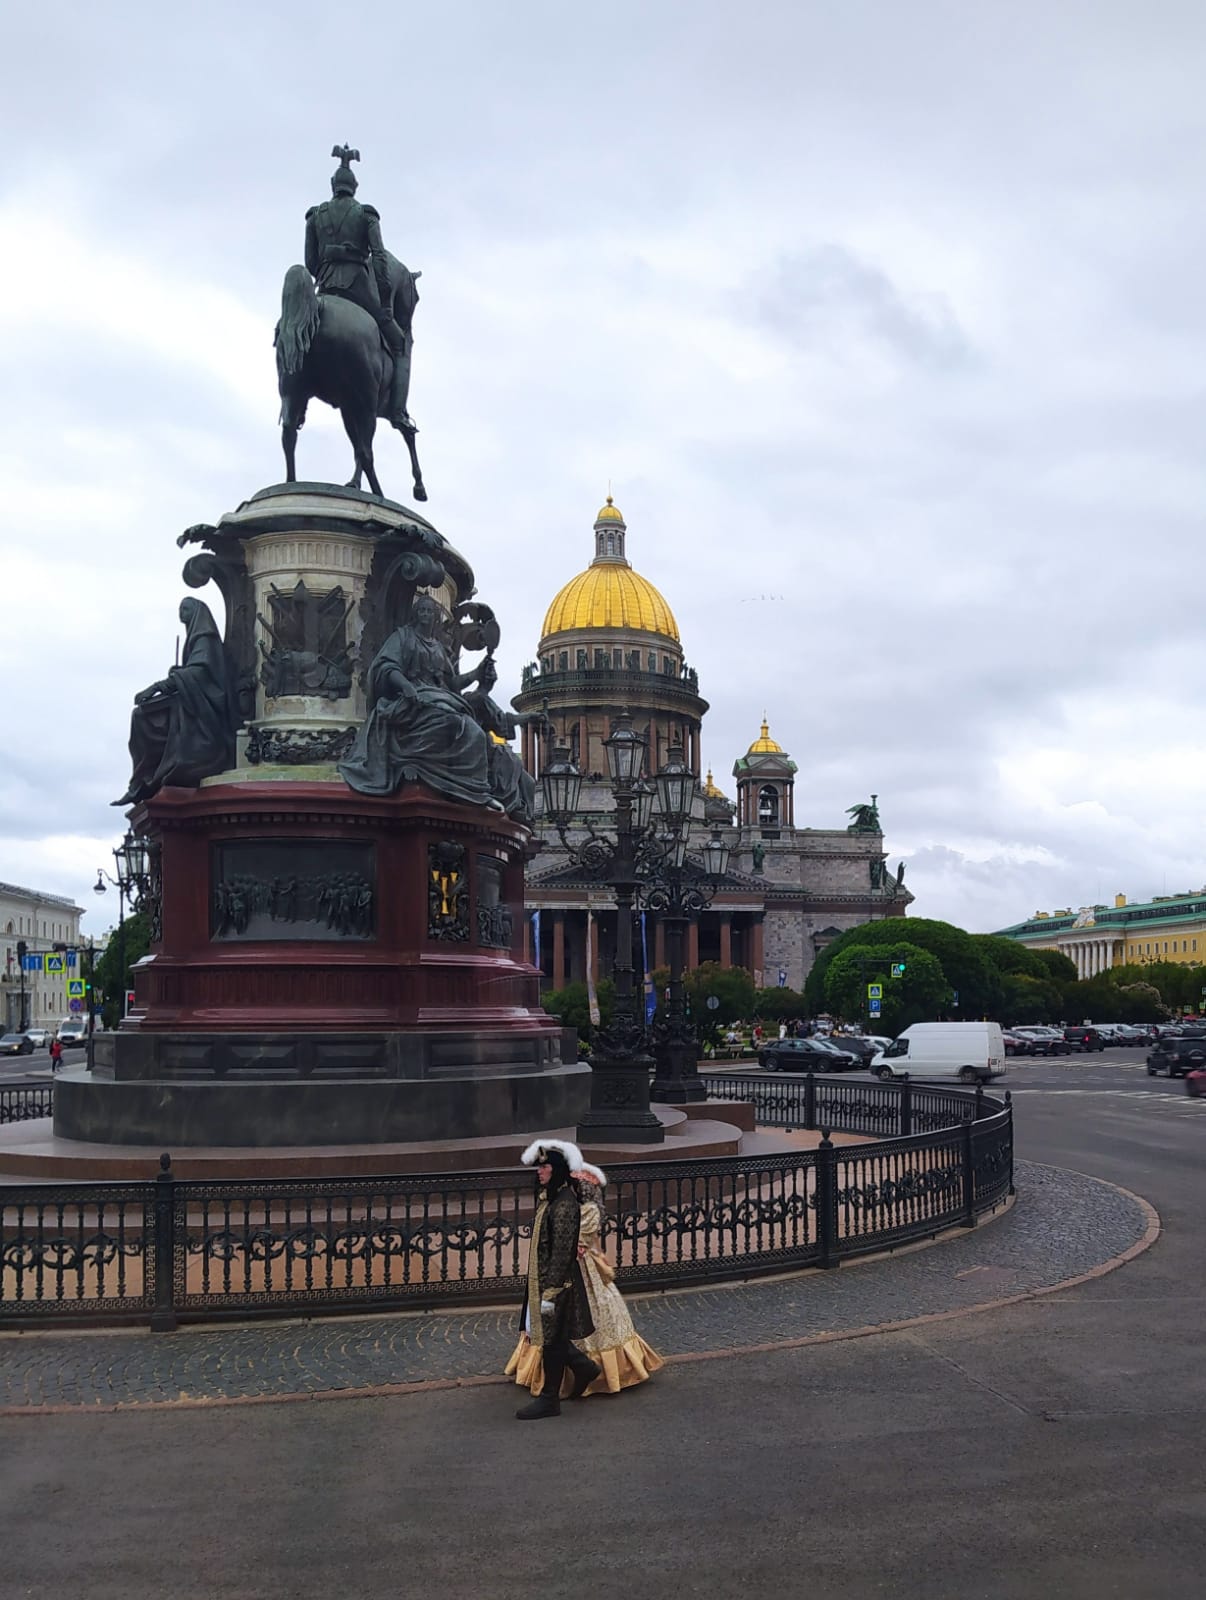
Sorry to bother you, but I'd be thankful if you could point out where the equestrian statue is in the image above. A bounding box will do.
[276,145,427,502]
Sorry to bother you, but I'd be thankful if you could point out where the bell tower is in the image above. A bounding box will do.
[733,718,796,838]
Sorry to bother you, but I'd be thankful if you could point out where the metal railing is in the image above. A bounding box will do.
[0,1077,1012,1329]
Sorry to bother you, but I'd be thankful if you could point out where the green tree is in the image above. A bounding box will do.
[806,918,1002,1020]
[823,942,948,1035]
[751,986,806,1022]
[93,911,152,1029]
[1032,948,1079,988]
[540,979,615,1040]
[684,963,755,1041]
[1001,972,1062,1024]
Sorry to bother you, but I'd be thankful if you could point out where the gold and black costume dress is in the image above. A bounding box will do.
[506,1190,663,1396]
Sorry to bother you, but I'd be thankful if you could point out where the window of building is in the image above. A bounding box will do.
[613,649,622,667]
[576,649,588,670]
[648,652,657,671]
[558,651,568,670]
[663,656,673,674]
[594,648,608,668]
[758,786,779,825]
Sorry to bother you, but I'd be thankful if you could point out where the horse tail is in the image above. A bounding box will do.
[276,265,321,376]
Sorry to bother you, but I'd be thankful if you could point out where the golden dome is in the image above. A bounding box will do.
[596,496,625,523]
[704,768,728,800]
[747,718,783,755]
[542,563,679,640]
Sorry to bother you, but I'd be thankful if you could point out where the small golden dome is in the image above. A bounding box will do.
[747,718,783,755]
[596,496,624,523]
[704,768,728,800]
[541,564,679,640]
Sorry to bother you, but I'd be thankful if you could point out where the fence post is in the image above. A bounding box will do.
[899,1072,912,1137]
[974,1084,985,1122]
[816,1130,840,1268]
[150,1152,178,1332]
[959,1118,976,1228]
[804,1072,816,1131]
[1006,1091,1015,1195]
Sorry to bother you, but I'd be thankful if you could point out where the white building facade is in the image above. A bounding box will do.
[0,881,86,1031]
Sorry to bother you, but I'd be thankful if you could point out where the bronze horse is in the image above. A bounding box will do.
[275,254,426,502]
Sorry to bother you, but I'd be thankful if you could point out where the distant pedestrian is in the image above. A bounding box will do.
[49,1037,62,1072]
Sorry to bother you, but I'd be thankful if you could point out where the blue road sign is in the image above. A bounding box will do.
[869,998,882,1016]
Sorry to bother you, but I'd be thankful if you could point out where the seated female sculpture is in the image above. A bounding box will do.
[114,598,233,806]
[339,594,496,807]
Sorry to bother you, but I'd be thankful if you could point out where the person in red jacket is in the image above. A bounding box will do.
[49,1037,63,1072]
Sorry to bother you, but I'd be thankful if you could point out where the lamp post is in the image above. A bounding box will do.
[94,831,151,1030]
[541,714,662,1144]
[540,717,733,1134]
[646,742,731,1103]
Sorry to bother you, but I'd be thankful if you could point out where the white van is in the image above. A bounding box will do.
[870,1022,1006,1085]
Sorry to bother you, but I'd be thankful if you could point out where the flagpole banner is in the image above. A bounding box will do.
[586,911,600,1026]
[532,910,541,975]
[641,911,657,1025]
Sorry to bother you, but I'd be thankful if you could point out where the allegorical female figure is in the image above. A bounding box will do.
[338,594,496,807]
[114,597,233,806]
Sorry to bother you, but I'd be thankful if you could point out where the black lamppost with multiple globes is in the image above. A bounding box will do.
[540,712,731,1138]
[93,831,154,1031]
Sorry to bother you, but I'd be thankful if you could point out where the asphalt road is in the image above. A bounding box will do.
[1,1051,1203,1599]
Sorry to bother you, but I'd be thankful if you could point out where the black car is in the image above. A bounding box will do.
[1063,1026,1106,1052]
[1014,1026,1071,1057]
[758,1037,860,1072]
[0,1032,35,1056]
[1147,1033,1206,1078]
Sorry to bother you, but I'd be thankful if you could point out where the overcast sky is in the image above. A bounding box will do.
[3,0,1205,940]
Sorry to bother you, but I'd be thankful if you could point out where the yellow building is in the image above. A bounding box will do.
[995,891,1206,978]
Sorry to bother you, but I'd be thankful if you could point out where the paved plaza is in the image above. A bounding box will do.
[0,1162,1151,1411]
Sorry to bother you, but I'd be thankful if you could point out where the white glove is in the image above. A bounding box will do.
[539,1300,555,1315]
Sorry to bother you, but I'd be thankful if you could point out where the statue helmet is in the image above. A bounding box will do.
[330,144,360,196]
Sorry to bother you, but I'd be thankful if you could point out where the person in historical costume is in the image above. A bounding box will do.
[507,1139,600,1421]
[338,595,498,808]
[507,1159,664,1400]
[113,597,233,806]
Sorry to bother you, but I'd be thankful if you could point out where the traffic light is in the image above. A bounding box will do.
[890,961,906,978]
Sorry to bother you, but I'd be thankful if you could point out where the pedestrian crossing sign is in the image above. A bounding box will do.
[67,979,86,1000]
[45,953,65,974]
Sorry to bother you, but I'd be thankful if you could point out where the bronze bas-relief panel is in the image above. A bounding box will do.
[211,840,376,941]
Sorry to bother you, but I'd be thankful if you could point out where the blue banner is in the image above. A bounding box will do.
[641,912,657,1025]
[531,909,541,974]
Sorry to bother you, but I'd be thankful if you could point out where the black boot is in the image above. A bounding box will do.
[567,1358,602,1400]
[515,1394,561,1421]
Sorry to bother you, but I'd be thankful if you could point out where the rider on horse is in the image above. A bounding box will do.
[305,145,415,431]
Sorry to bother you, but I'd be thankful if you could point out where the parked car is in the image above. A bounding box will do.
[0,1032,35,1056]
[758,1037,860,1072]
[1063,1026,1106,1052]
[57,1022,88,1048]
[1002,1030,1031,1057]
[1147,1033,1206,1078]
[23,1028,50,1049]
[1013,1026,1071,1057]
[825,1034,880,1066]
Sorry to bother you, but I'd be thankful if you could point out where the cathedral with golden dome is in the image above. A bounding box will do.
[511,497,911,996]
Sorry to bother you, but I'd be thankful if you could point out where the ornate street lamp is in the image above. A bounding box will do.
[540,712,662,1144]
[646,754,733,1104]
[94,830,152,1031]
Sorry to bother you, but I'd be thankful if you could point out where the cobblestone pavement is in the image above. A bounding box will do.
[0,1161,1152,1411]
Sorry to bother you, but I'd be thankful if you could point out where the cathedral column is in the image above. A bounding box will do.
[687,920,700,971]
[588,911,599,986]
[552,912,567,991]
[719,913,732,969]
[751,917,765,988]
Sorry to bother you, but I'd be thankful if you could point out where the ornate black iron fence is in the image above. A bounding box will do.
[0,1079,1011,1329]
[0,1082,54,1124]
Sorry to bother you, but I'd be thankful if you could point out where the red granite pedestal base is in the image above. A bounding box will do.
[54,780,583,1147]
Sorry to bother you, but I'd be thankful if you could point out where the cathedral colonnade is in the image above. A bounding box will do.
[523,905,765,991]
